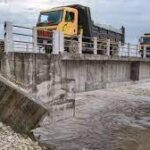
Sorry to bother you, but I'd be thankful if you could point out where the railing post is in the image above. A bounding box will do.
[26,44,29,52]
[107,39,110,56]
[59,31,64,53]
[143,46,146,58]
[136,45,139,57]
[118,41,122,57]
[4,21,13,53]
[33,27,37,53]
[78,34,82,54]
[127,43,130,57]
[93,37,97,55]
[52,31,59,54]
[52,30,64,54]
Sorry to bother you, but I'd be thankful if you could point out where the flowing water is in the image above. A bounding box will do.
[33,82,150,150]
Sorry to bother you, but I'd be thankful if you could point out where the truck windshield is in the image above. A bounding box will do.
[142,37,150,44]
[38,10,63,26]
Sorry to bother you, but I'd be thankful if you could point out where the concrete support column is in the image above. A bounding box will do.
[78,34,82,54]
[32,53,37,93]
[33,27,37,53]
[107,39,110,56]
[130,62,140,81]
[52,31,64,54]
[130,62,148,81]
[4,21,13,53]
[93,37,97,55]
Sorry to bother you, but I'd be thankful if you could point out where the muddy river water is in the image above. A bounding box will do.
[33,82,150,150]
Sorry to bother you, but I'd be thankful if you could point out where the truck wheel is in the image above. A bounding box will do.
[69,41,79,54]
[111,46,118,56]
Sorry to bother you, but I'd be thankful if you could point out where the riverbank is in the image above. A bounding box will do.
[0,122,43,150]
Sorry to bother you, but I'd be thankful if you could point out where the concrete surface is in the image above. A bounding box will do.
[2,52,150,94]
[0,52,150,135]
[1,52,150,125]
[0,74,46,134]
[33,81,150,150]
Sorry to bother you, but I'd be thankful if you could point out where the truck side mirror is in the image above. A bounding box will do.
[139,37,143,43]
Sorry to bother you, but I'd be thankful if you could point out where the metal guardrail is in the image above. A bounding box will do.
[4,22,54,53]
[64,35,143,57]
[2,21,149,58]
[12,24,35,52]
[119,43,141,57]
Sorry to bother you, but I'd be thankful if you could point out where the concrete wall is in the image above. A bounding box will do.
[139,62,150,80]
[63,60,131,92]
[1,52,150,126]
[1,53,150,94]
[1,46,150,137]
[61,54,150,90]
[0,75,46,134]
[1,53,75,124]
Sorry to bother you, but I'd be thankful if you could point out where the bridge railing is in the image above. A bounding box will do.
[63,35,147,58]
[3,21,149,58]
[118,43,141,57]
[13,24,34,52]
[63,35,145,58]
[4,22,64,54]
[4,22,34,53]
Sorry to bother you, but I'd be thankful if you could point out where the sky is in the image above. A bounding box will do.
[0,0,150,43]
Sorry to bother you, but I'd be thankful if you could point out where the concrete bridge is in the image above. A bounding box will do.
[0,22,150,140]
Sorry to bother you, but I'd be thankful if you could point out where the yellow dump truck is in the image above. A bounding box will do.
[139,33,150,57]
[37,4,125,53]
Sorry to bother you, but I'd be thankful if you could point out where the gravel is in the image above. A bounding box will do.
[0,122,43,150]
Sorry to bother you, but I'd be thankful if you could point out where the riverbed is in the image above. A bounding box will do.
[33,82,150,150]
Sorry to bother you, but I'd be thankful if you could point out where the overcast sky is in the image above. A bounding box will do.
[0,0,149,43]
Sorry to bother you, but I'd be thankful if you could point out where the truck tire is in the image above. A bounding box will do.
[111,46,118,56]
[69,41,79,54]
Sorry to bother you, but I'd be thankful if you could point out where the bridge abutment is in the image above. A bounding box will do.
[0,52,150,132]
[1,53,150,93]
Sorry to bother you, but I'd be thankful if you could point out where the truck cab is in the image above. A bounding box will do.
[37,7,78,36]
[139,34,150,57]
